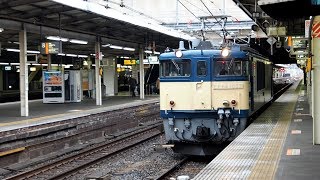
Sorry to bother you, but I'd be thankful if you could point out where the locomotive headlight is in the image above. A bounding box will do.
[221,47,230,57]
[169,100,175,107]
[222,100,229,107]
[175,50,183,58]
[231,100,237,106]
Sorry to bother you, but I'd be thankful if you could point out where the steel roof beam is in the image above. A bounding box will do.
[0,17,141,48]
[0,0,44,10]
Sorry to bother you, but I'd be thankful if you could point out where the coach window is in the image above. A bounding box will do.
[197,61,207,76]
[160,59,191,77]
[214,59,249,76]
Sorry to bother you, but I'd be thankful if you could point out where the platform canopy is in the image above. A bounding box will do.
[99,0,267,40]
[0,0,195,59]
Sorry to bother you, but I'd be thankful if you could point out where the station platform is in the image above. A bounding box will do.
[0,95,159,133]
[194,82,318,179]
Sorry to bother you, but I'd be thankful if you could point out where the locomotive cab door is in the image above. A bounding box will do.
[193,59,212,110]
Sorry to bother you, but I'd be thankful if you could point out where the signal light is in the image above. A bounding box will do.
[222,100,229,107]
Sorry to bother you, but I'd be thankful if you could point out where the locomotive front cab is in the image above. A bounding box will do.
[159,48,251,156]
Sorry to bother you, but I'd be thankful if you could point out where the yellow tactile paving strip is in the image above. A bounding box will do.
[194,85,299,180]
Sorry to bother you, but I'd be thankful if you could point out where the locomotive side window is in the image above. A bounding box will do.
[214,59,248,76]
[160,59,191,77]
[197,61,207,76]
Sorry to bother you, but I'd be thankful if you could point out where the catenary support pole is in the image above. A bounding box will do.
[95,38,102,105]
[19,27,29,116]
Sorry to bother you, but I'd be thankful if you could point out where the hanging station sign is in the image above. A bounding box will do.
[124,59,136,65]
[40,42,61,54]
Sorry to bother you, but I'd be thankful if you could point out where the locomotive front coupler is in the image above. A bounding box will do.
[217,109,225,128]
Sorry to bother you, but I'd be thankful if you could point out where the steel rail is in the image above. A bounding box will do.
[154,157,189,180]
[5,123,162,180]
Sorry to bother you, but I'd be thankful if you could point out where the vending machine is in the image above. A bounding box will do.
[64,70,82,102]
[43,70,65,103]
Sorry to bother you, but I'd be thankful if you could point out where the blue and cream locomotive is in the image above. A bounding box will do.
[159,41,273,156]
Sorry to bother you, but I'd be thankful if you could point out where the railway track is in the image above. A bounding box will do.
[154,157,189,180]
[154,157,209,180]
[5,123,163,180]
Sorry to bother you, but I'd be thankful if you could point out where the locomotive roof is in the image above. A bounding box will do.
[159,45,268,60]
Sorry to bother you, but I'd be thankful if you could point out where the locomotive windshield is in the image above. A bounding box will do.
[214,58,248,76]
[160,59,191,77]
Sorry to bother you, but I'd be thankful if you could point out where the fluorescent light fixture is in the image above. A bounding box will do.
[46,36,68,42]
[144,50,152,54]
[6,48,40,54]
[78,55,88,58]
[27,50,40,54]
[123,47,135,51]
[0,63,9,65]
[6,48,20,52]
[258,0,294,5]
[66,54,77,57]
[70,39,88,45]
[109,45,123,49]
[90,53,105,57]
[102,44,111,47]
[120,56,130,59]
[58,53,66,56]
[154,51,160,55]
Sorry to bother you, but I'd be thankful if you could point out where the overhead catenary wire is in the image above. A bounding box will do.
[101,0,166,25]
[177,0,201,21]
[182,0,210,15]
[200,0,223,27]
[182,0,222,26]
[178,0,222,38]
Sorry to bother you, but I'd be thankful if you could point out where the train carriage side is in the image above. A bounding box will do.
[250,54,273,113]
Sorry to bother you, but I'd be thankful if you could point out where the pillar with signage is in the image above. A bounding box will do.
[103,58,117,96]
[313,16,320,144]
